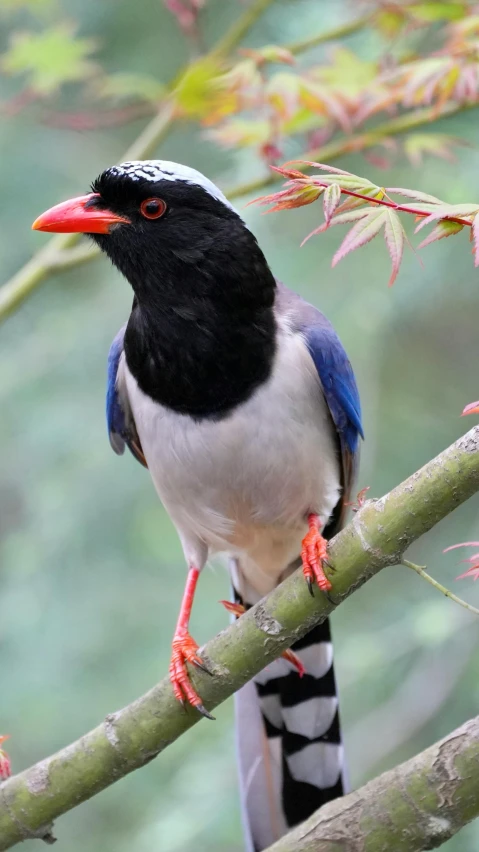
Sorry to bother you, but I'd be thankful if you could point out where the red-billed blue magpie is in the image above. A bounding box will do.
[33,160,363,851]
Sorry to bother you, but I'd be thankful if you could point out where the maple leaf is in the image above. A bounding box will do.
[93,73,165,105]
[0,736,11,780]
[313,47,378,104]
[403,133,468,166]
[206,118,270,148]
[253,161,479,285]
[444,542,479,581]
[1,23,98,96]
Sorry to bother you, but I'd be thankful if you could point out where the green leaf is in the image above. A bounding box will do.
[1,23,97,95]
[471,214,479,267]
[299,78,351,132]
[384,210,405,287]
[300,208,368,246]
[409,2,467,22]
[387,187,443,205]
[94,73,165,104]
[174,56,227,118]
[313,48,377,100]
[414,203,479,233]
[266,72,300,120]
[282,108,327,135]
[417,219,464,250]
[404,133,462,166]
[332,208,388,267]
[323,183,341,226]
[207,118,270,148]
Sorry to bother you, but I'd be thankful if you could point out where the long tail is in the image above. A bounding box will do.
[230,562,346,852]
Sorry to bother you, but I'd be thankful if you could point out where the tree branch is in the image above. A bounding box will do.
[0,426,478,849]
[286,13,373,56]
[265,714,479,852]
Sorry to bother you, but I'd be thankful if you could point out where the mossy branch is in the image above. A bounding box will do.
[265,714,479,852]
[0,426,478,849]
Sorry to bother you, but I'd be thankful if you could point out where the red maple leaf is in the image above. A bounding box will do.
[0,736,11,780]
[444,542,479,581]
[462,401,479,416]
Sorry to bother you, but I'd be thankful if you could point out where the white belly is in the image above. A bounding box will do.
[122,328,341,594]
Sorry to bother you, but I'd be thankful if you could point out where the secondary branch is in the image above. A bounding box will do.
[265,714,479,852]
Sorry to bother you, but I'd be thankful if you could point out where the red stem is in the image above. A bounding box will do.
[306,181,473,227]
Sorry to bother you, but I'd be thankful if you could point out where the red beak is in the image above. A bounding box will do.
[32,193,130,234]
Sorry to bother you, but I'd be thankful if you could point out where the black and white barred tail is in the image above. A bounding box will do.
[231,575,345,851]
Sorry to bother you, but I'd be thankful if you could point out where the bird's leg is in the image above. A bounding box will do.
[169,566,215,720]
[301,513,332,596]
[220,600,305,677]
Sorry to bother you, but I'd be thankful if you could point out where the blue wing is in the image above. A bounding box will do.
[275,282,363,529]
[106,326,147,468]
[304,323,363,456]
[303,317,363,532]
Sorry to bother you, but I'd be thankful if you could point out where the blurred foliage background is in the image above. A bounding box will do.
[2,0,479,850]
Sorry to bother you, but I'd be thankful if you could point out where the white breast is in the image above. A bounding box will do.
[120,325,341,594]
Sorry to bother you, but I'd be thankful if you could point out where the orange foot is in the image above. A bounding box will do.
[301,514,332,596]
[220,600,305,677]
[169,631,215,720]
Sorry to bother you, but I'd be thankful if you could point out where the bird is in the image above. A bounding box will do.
[32,160,363,851]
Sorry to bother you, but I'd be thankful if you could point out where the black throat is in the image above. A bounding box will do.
[117,212,277,419]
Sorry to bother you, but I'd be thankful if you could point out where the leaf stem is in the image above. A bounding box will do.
[403,559,479,616]
[211,0,276,59]
[286,13,373,56]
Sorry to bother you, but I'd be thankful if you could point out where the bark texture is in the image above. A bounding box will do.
[266,716,479,852]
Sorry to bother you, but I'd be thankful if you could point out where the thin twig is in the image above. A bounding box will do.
[286,13,373,56]
[403,559,479,616]
[211,0,276,59]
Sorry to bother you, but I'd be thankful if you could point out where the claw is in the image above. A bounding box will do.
[193,657,214,676]
[301,514,332,593]
[282,648,305,677]
[196,703,216,721]
[169,630,215,720]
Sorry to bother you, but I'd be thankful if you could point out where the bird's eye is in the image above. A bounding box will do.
[140,197,167,220]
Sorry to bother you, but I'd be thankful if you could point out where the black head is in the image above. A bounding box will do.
[89,161,255,301]
[33,160,278,418]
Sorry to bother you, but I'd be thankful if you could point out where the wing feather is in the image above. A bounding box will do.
[106,326,147,468]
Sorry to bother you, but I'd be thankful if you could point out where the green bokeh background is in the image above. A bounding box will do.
[1,1,479,850]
